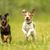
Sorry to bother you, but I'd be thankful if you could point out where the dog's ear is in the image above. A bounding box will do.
[0,15,2,19]
[22,9,27,15]
[30,8,35,16]
[31,9,35,14]
[4,13,9,17]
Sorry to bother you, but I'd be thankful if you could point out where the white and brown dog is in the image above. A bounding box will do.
[22,9,36,41]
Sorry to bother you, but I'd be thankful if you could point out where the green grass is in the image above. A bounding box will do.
[0,14,50,50]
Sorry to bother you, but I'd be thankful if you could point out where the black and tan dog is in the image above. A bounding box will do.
[0,13,11,43]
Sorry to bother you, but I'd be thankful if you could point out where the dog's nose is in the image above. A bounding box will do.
[2,21,4,23]
[2,20,5,24]
[27,17,28,19]
[26,17,29,20]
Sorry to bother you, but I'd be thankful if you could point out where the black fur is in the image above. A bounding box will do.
[0,13,11,43]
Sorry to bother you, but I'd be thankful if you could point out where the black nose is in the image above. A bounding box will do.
[1,20,7,26]
[2,21,4,23]
[26,17,29,20]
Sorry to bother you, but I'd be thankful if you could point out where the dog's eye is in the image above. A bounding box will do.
[29,15,31,16]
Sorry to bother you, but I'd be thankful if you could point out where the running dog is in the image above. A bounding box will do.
[22,9,36,41]
[0,13,11,43]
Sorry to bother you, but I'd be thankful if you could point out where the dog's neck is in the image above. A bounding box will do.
[25,19,32,24]
[1,23,8,29]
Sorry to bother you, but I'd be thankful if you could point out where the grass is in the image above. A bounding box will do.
[0,13,50,50]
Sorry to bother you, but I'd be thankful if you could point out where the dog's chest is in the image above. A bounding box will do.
[25,23,31,30]
[1,25,10,32]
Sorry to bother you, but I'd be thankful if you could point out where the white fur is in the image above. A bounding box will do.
[22,11,36,41]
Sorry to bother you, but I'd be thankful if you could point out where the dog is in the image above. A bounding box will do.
[22,9,36,41]
[0,13,11,43]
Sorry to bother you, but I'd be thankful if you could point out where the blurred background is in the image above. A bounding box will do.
[0,0,50,21]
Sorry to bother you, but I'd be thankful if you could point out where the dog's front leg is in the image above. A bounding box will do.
[31,29,36,42]
[22,22,28,40]
[22,27,28,40]
[27,29,33,38]
[27,28,36,41]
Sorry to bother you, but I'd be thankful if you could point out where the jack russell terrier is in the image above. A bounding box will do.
[22,9,36,41]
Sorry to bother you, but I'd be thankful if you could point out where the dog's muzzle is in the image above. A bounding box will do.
[1,21,7,26]
[26,17,30,21]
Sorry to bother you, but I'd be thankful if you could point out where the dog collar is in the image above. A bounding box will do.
[27,22,32,24]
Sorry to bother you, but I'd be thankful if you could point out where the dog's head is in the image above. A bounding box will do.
[0,13,9,26]
[22,9,35,21]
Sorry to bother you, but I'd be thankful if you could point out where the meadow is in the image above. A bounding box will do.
[0,0,50,50]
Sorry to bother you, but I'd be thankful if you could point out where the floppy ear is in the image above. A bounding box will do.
[4,13,9,17]
[22,9,27,15]
[22,9,27,13]
[31,9,35,14]
[0,15,2,19]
